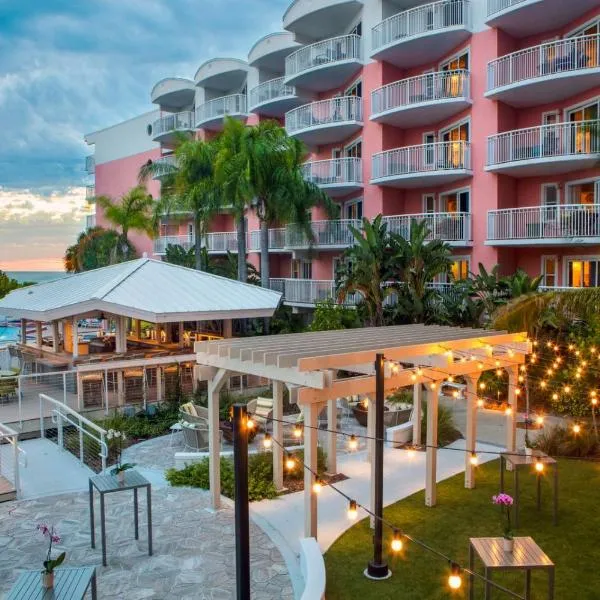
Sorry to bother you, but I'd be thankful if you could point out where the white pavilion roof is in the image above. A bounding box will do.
[0,259,282,322]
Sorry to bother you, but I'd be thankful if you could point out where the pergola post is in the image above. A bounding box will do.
[425,382,442,507]
[117,371,125,406]
[71,316,79,359]
[165,323,173,344]
[208,368,229,511]
[156,367,163,402]
[135,319,142,341]
[20,319,27,345]
[178,322,185,348]
[464,374,480,489]
[367,397,375,463]
[303,401,319,539]
[412,383,423,446]
[327,398,337,474]
[223,319,233,339]
[51,321,60,353]
[35,321,43,348]
[272,380,284,492]
[506,365,519,453]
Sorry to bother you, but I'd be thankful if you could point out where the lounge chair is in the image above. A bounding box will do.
[251,397,274,431]
[179,402,209,425]
[181,422,209,451]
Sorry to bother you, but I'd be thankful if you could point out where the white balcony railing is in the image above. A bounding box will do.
[486,0,527,16]
[372,0,471,52]
[487,120,600,167]
[249,77,296,108]
[205,232,238,253]
[153,235,195,254]
[286,96,362,134]
[195,94,247,126]
[371,70,470,115]
[152,154,178,179]
[302,158,362,187]
[153,111,195,138]
[285,34,362,79]
[286,219,362,249]
[85,185,95,200]
[85,214,96,230]
[487,35,600,91]
[85,155,95,174]
[373,141,471,179]
[271,279,360,306]
[248,228,286,252]
[488,204,600,242]
[384,212,471,242]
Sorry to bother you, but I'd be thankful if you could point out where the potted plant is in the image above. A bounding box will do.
[492,493,514,552]
[107,429,135,483]
[37,523,65,588]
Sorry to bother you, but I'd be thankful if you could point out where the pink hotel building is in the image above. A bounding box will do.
[85,0,600,309]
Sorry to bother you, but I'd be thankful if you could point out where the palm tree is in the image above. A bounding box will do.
[336,216,400,326]
[64,227,135,272]
[96,186,155,261]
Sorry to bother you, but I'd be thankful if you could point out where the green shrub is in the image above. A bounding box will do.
[534,424,598,457]
[386,387,413,406]
[96,403,179,440]
[420,401,462,447]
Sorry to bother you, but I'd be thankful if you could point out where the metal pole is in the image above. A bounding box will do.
[366,353,390,580]
[233,404,250,600]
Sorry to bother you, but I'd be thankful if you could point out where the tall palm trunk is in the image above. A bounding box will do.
[260,219,270,289]
[236,214,247,282]
[194,216,203,271]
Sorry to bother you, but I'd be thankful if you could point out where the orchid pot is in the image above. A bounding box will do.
[41,571,54,589]
[37,523,65,589]
[502,537,514,553]
[117,471,125,484]
[492,493,514,553]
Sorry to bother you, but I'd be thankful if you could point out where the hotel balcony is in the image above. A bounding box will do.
[285,219,361,250]
[302,158,362,197]
[151,111,195,144]
[153,235,195,255]
[248,78,304,118]
[486,120,600,176]
[285,96,363,146]
[371,70,471,127]
[248,228,287,253]
[85,155,95,174]
[85,214,96,230]
[151,155,178,180]
[85,185,95,202]
[485,0,598,38]
[371,141,472,188]
[284,34,362,92]
[371,0,471,68]
[150,78,195,111]
[384,212,472,246]
[487,205,600,246]
[269,278,359,307]
[195,94,248,131]
[486,35,600,107]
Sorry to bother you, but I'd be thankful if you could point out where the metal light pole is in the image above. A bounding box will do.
[366,353,390,580]
[233,404,250,600]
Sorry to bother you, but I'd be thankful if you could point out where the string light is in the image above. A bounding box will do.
[495,369,502,376]
[285,456,296,471]
[448,563,462,590]
[564,385,572,394]
[520,365,527,372]
[293,425,303,439]
[514,388,521,396]
[430,382,437,390]
[246,418,255,430]
[411,373,418,382]
[312,479,323,494]
[539,381,547,389]
[469,452,479,466]
[552,393,559,401]
[477,398,484,408]
[518,375,524,383]
[348,434,358,450]
[391,530,403,552]
[536,416,544,426]
[262,433,272,449]
[347,500,358,520]
[535,460,544,473]
[452,391,460,399]
[479,382,486,390]
[505,407,513,416]
[573,424,581,434]
[477,362,484,370]
[448,375,455,383]
[592,398,599,407]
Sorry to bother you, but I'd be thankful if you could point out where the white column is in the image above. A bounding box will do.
[122,317,128,353]
[20,319,27,345]
[117,371,124,406]
[425,383,440,507]
[208,369,229,511]
[303,402,319,539]
[165,323,173,343]
[178,322,185,348]
[327,398,337,474]
[35,322,43,347]
[52,321,60,353]
[76,372,83,410]
[156,367,163,402]
[223,319,233,339]
[72,316,79,358]
[464,375,479,489]
[273,380,284,492]
[506,366,518,452]
[412,383,423,446]
[366,397,375,463]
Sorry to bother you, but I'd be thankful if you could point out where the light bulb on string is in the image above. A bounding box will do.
[430,382,437,390]
[535,460,544,473]
[391,530,403,553]
[477,399,485,408]
[539,381,547,389]
[496,369,502,377]
[477,362,484,370]
[505,407,513,416]
[518,375,524,383]
[479,382,486,391]
[285,456,296,471]
[592,398,598,406]
[348,434,358,451]
[411,373,417,382]
[293,425,303,439]
[575,350,581,357]
[552,393,559,401]
[568,344,575,351]
[263,433,272,449]
[514,388,521,396]
[347,500,358,520]
[520,365,527,372]
[452,391,459,399]
[536,415,544,426]
[312,479,323,494]
[591,347,597,354]
[564,385,571,394]
[573,424,581,434]
[470,452,479,466]
[448,563,462,590]
[246,418,255,431]
[448,375,455,383]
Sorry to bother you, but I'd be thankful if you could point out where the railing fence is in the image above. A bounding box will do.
[0,422,24,497]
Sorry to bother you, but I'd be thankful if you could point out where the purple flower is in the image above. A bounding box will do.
[51,534,61,544]
[492,493,514,506]
[37,523,49,537]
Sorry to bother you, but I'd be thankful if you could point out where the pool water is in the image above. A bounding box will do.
[0,326,20,345]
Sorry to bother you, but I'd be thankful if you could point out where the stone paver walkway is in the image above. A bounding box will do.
[0,487,292,600]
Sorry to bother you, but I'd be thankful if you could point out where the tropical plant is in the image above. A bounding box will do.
[337,215,401,326]
[64,227,136,273]
[37,523,65,576]
[310,299,362,331]
[0,271,33,299]
[95,186,155,261]
[164,243,196,269]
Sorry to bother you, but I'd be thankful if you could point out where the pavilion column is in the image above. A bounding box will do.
[272,380,284,492]
[165,323,173,344]
[52,321,60,352]
[223,319,233,339]
[303,402,319,539]
[425,381,442,507]
[327,398,337,474]
[208,369,229,511]
[20,319,27,345]
[135,319,142,341]
[412,383,423,446]
[506,365,519,453]
[117,371,125,406]
[72,316,79,359]
[156,367,163,402]
[178,322,185,349]
[35,321,43,348]
[464,374,480,489]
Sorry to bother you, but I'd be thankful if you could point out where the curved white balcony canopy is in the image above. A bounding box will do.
[486,120,600,177]
[249,78,305,118]
[371,0,471,68]
[302,158,363,197]
[194,58,249,91]
[151,78,195,110]
[195,94,248,131]
[285,97,363,146]
[248,32,300,70]
[371,70,471,127]
[284,34,362,92]
[283,0,363,40]
[486,35,600,107]
[371,141,472,188]
[485,0,598,38]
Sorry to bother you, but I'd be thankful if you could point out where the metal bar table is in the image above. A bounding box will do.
[469,537,554,600]
[7,566,97,600]
[89,470,152,567]
[500,450,558,528]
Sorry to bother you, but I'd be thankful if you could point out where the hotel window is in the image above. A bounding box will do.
[567,258,600,287]
[441,121,469,167]
[423,133,436,166]
[423,194,436,213]
[345,80,362,98]
[349,22,362,37]
[291,259,312,280]
[446,258,470,282]
[568,180,599,205]
[344,199,363,220]
[187,223,194,239]
[440,51,468,96]
[441,50,469,71]
[345,139,362,158]
[541,256,558,288]
[440,189,470,213]
[541,184,559,219]
[567,101,599,153]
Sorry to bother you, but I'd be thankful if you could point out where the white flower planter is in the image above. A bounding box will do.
[503,537,514,553]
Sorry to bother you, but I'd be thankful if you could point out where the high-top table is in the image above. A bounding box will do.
[89,470,152,567]
[469,537,554,600]
[7,566,97,600]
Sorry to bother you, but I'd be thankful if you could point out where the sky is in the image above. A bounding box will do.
[0,0,288,272]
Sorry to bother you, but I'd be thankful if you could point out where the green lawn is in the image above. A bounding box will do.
[325,459,600,599]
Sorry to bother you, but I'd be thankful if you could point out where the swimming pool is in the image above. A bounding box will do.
[0,326,20,345]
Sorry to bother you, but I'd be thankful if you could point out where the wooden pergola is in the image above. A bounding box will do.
[195,324,530,539]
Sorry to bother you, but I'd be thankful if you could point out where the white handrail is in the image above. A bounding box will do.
[0,422,22,497]
[372,70,469,115]
[384,212,471,242]
[285,34,362,79]
[249,77,296,108]
[372,0,471,51]
[486,0,527,17]
[487,120,600,166]
[285,97,362,134]
[285,219,362,248]
[195,94,247,126]
[487,34,600,91]
[302,158,362,186]
[152,154,178,179]
[152,111,194,137]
